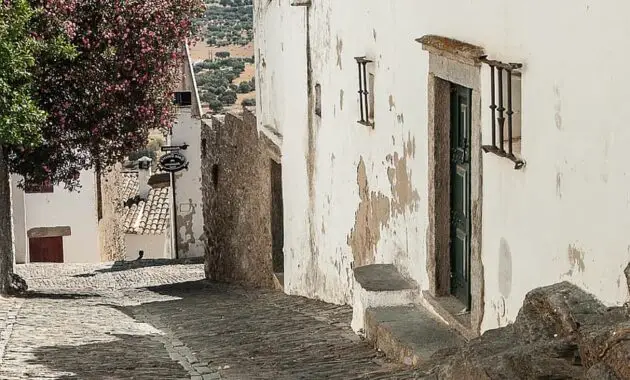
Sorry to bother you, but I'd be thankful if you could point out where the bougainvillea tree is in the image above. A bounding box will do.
[10,0,205,187]
[0,0,204,294]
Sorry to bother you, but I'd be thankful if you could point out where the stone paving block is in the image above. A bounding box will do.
[2,261,416,380]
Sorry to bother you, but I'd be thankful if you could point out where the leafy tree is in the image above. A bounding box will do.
[219,90,237,105]
[215,51,230,58]
[0,0,75,294]
[241,98,255,106]
[0,0,203,294]
[237,81,251,93]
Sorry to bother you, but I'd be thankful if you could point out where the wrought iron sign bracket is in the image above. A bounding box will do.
[479,55,525,170]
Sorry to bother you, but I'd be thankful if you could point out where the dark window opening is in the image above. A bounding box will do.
[314,83,322,117]
[211,164,219,189]
[201,138,207,157]
[355,56,374,127]
[479,56,525,170]
[174,91,192,107]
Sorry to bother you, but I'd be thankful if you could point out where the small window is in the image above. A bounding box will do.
[314,83,322,117]
[355,56,374,128]
[480,56,524,170]
[174,91,192,107]
[24,178,53,194]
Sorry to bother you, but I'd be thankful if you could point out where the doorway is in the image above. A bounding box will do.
[449,84,472,309]
[29,236,64,263]
[270,159,284,284]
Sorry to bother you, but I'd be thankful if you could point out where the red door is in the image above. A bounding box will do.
[29,237,64,263]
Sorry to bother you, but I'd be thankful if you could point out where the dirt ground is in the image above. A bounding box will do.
[189,41,254,62]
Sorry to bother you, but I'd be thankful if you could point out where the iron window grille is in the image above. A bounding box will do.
[479,56,525,170]
[355,56,374,127]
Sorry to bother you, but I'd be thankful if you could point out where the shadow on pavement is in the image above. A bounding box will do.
[93,257,204,274]
[18,291,101,300]
[118,280,416,380]
[27,333,187,380]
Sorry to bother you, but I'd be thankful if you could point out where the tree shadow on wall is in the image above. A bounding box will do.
[26,333,188,380]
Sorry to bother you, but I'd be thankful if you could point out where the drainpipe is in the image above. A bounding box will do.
[168,128,179,259]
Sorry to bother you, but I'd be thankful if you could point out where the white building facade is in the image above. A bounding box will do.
[254,0,630,336]
[169,44,205,259]
[11,170,100,264]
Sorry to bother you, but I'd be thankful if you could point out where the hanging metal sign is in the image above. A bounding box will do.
[159,152,188,173]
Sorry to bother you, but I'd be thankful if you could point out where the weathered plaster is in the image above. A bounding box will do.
[347,157,391,267]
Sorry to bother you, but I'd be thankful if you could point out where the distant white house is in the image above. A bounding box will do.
[120,158,173,261]
[168,43,206,259]
[11,171,100,263]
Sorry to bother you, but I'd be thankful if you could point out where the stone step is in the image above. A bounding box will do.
[350,264,419,334]
[365,305,465,367]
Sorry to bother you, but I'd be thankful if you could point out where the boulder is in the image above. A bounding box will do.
[584,362,621,380]
[419,281,630,380]
[9,273,28,294]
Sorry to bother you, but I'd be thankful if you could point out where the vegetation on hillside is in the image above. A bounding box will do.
[199,0,252,47]
[194,56,255,112]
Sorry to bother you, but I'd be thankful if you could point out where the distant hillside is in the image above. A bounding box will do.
[191,0,255,114]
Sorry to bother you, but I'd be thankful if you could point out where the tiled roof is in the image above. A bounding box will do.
[120,171,170,235]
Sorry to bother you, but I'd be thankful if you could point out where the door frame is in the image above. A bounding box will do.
[423,39,485,337]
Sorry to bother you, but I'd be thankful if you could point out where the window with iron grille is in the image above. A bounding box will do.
[355,56,374,127]
[480,56,525,169]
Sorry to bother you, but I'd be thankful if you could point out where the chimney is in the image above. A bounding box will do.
[137,156,153,199]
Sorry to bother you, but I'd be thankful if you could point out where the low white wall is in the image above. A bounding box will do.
[124,233,170,261]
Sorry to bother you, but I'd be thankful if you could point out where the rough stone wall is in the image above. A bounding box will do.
[201,108,275,288]
[98,164,126,261]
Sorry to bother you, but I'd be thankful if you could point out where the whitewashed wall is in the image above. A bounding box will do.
[171,45,205,258]
[16,170,100,263]
[124,233,170,260]
[11,177,27,264]
[256,0,630,333]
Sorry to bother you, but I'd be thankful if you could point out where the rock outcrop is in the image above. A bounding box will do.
[419,281,630,380]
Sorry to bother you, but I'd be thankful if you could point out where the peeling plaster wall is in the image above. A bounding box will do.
[257,0,630,331]
[171,45,205,258]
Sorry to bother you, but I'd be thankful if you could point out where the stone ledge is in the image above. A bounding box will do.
[354,264,415,292]
[422,291,477,340]
[27,226,71,238]
[416,35,484,66]
[365,305,465,367]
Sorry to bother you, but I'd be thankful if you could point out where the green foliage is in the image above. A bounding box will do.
[241,98,255,106]
[237,81,251,93]
[0,0,74,148]
[215,51,230,58]
[193,57,250,111]
[200,2,253,46]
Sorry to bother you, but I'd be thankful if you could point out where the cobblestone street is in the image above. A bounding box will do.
[0,260,417,379]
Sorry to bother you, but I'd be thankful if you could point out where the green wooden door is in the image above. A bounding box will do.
[450,84,472,309]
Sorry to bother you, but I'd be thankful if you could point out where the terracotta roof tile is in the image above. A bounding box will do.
[120,171,170,235]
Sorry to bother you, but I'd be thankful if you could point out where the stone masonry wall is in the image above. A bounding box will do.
[98,164,126,261]
[201,108,275,288]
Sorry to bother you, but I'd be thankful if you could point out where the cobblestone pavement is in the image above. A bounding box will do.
[0,260,418,380]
